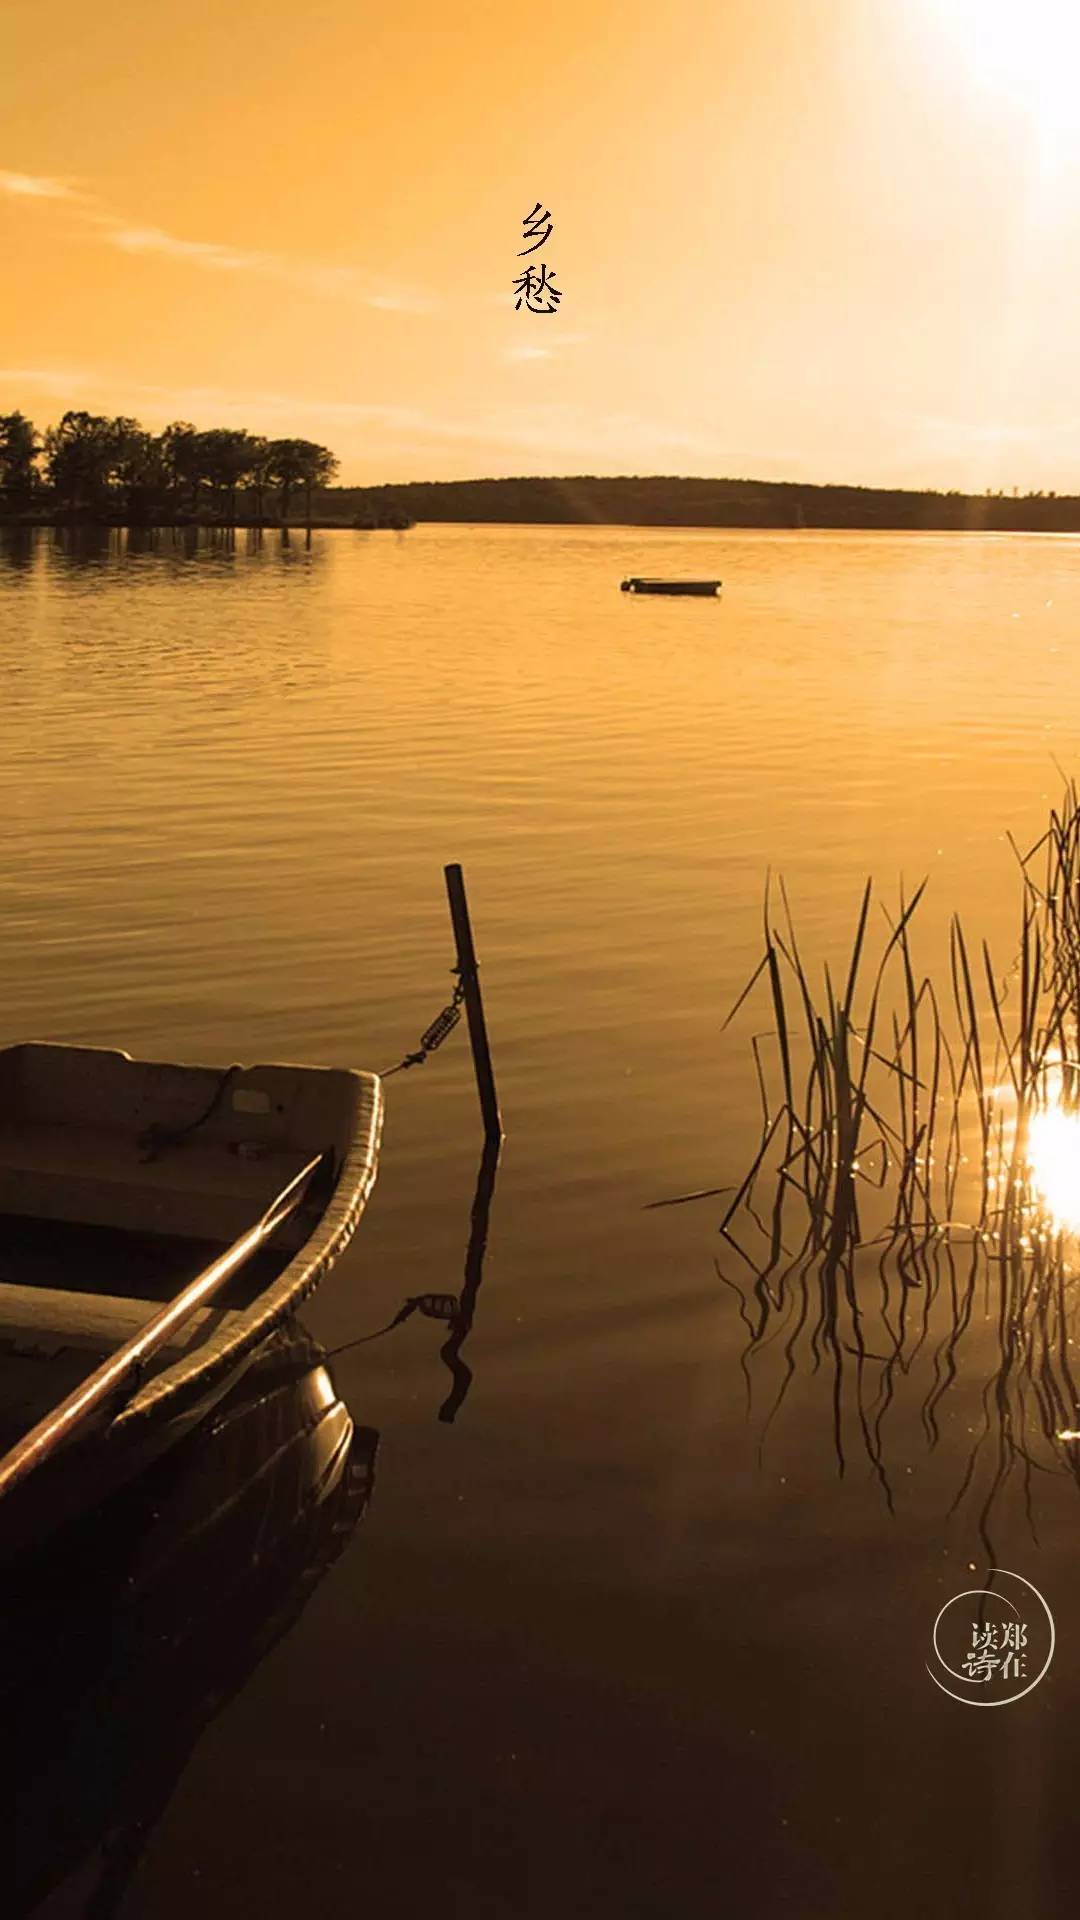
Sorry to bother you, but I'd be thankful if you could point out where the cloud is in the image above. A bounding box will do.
[103,224,262,272]
[501,331,590,364]
[0,170,80,201]
[0,364,91,394]
[98,221,434,311]
[132,383,728,464]
[0,166,433,313]
[0,367,731,477]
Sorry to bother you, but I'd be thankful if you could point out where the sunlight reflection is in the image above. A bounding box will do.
[1026,1103,1080,1232]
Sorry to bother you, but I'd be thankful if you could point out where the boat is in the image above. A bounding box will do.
[0,1039,382,1556]
[620,577,722,596]
[5,1326,377,1914]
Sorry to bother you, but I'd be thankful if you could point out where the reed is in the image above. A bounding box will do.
[684,783,1080,1552]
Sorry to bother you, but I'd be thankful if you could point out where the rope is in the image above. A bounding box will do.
[324,1292,459,1359]
[138,1061,243,1163]
[135,960,467,1168]
[379,972,467,1078]
[137,961,468,1167]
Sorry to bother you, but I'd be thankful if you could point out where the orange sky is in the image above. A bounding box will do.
[4,0,1080,490]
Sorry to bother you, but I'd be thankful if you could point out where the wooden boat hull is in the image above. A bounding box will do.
[6,1331,377,1912]
[0,1042,383,1555]
[0,1321,290,1562]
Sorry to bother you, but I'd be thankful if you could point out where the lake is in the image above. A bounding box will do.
[4,522,1080,1917]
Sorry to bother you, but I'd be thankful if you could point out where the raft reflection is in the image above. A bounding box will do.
[4,1326,376,1918]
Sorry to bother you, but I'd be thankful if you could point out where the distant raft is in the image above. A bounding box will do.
[620,577,722,596]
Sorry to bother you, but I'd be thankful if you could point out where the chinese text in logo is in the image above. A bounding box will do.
[927,1568,1053,1707]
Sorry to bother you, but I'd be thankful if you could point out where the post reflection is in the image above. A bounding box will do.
[438,1135,502,1423]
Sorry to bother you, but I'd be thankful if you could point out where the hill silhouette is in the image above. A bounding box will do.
[322,473,1080,532]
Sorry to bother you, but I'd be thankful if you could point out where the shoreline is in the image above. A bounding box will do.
[0,516,411,532]
[5,514,1080,536]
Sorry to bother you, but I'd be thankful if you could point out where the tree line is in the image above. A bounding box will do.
[0,410,338,524]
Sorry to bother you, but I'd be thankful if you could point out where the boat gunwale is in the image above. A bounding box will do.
[108,1069,383,1434]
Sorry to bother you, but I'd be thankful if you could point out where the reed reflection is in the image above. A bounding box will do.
[5,1325,376,1919]
[666,785,1080,1559]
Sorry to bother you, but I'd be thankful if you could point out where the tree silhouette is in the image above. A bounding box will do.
[159,423,206,514]
[44,413,117,514]
[0,412,39,505]
[298,443,339,524]
[109,419,157,523]
[246,435,272,524]
[196,429,256,522]
[0,409,346,525]
[262,438,335,522]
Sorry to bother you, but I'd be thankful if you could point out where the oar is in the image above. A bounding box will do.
[0,1151,326,1506]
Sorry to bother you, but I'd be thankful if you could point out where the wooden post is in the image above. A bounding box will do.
[444,863,503,1144]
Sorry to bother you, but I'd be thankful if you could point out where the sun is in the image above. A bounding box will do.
[927,0,1080,136]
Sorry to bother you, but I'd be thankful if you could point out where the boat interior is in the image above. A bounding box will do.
[0,1042,368,1372]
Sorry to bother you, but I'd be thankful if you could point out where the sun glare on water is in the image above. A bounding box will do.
[1026,1104,1080,1232]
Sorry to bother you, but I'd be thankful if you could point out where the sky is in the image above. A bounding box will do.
[5,0,1080,490]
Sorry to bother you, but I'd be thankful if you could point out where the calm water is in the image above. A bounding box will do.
[5,523,1080,1916]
